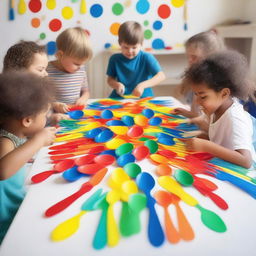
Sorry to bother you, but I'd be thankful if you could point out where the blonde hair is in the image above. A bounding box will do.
[185,30,225,55]
[56,27,92,60]
[118,21,144,45]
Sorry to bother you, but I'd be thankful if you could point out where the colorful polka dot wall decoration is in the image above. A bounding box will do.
[144,20,149,26]
[90,4,103,18]
[110,22,120,36]
[158,4,171,19]
[15,1,187,53]
[31,17,40,28]
[153,20,163,30]
[136,0,150,14]
[144,29,153,40]
[46,0,56,10]
[152,38,165,50]
[62,6,74,19]
[46,41,57,55]
[49,19,62,32]
[112,3,124,16]
[29,0,42,13]
[40,32,46,40]
[171,0,185,8]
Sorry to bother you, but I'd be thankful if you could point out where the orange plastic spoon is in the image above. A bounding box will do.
[171,194,195,241]
[154,190,180,244]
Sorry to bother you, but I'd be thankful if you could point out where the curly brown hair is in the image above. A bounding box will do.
[183,50,256,101]
[0,71,54,123]
[3,41,46,72]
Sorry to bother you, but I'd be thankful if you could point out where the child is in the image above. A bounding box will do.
[47,27,93,113]
[106,21,165,98]
[182,50,256,169]
[3,40,48,77]
[174,30,225,118]
[0,72,57,244]
[3,40,67,125]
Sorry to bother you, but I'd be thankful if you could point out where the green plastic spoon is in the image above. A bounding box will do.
[127,193,147,235]
[174,169,194,186]
[92,193,108,250]
[119,180,138,237]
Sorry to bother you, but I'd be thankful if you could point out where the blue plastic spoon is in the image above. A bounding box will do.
[136,172,165,247]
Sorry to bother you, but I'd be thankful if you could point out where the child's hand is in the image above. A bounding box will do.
[116,83,125,96]
[75,97,87,106]
[34,127,57,147]
[50,113,69,125]
[132,83,145,97]
[173,108,195,118]
[181,137,207,152]
[53,102,69,113]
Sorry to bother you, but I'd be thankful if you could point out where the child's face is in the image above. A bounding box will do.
[120,42,142,59]
[191,83,229,116]
[186,45,206,67]
[59,55,87,73]
[28,53,48,77]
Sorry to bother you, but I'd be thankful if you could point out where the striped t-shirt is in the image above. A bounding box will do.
[47,62,89,105]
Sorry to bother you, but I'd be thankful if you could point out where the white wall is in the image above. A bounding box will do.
[0,0,253,98]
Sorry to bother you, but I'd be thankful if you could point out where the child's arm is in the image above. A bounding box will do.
[76,89,89,106]
[183,137,252,169]
[173,108,198,118]
[132,71,165,97]
[107,76,125,96]
[173,94,200,118]
[0,127,56,180]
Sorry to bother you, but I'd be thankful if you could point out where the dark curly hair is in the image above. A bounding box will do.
[183,50,255,101]
[0,71,54,124]
[3,41,46,72]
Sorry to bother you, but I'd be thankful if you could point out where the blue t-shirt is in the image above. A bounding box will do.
[107,51,162,98]
[0,129,26,244]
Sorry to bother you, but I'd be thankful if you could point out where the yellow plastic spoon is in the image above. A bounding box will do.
[51,189,103,241]
[158,176,198,206]
[106,190,120,247]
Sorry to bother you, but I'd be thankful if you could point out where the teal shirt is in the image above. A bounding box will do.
[0,129,26,244]
[107,51,162,98]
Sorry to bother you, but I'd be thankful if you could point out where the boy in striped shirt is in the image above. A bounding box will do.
[47,27,93,113]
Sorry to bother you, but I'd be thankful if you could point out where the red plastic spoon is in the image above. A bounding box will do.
[31,159,75,183]
[194,183,228,210]
[45,168,108,217]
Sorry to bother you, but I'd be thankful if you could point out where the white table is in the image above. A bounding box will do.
[1,97,256,256]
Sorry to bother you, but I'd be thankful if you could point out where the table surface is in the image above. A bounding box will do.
[1,97,256,256]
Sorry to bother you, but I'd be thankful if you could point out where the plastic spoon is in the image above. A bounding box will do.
[174,169,227,209]
[194,184,228,210]
[158,176,198,206]
[136,172,165,247]
[119,180,138,237]
[154,190,180,244]
[93,193,109,250]
[158,176,227,232]
[171,194,195,241]
[51,189,103,241]
[127,193,147,235]
[45,168,107,217]
[106,190,121,247]
[31,159,75,183]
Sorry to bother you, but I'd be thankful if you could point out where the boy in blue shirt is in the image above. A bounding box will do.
[107,21,166,98]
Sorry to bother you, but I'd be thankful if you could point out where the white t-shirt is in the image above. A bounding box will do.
[209,99,256,163]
